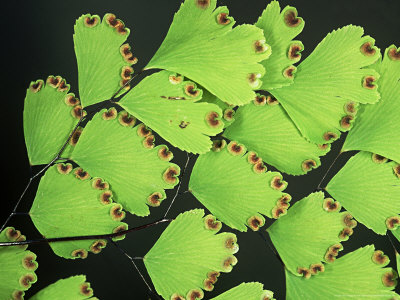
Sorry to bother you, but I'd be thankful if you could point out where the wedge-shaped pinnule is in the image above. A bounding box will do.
[286,245,399,299]
[144,0,271,106]
[326,151,400,235]
[270,25,380,145]
[255,1,305,90]
[189,140,290,232]
[70,108,180,215]
[268,192,355,276]
[30,275,96,300]
[210,282,275,300]
[23,76,83,165]
[343,45,400,162]
[74,13,137,107]
[144,209,239,299]
[224,98,330,175]
[29,164,128,259]
[0,227,38,300]
[119,70,224,153]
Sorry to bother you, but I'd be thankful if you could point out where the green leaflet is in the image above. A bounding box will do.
[0,227,38,300]
[255,1,305,90]
[145,0,271,106]
[70,108,180,216]
[119,70,224,154]
[189,140,290,232]
[74,13,137,107]
[397,252,400,274]
[268,192,356,276]
[271,25,381,145]
[223,99,330,175]
[143,209,239,299]
[343,45,400,162]
[326,151,400,235]
[393,228,400,244]
[210,282,274,300]
[29,164,128,259]
[23,76,82,165]
[30,275,96,300]
[286,245,399,299]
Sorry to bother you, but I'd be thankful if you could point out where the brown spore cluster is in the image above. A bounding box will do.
[283,9,302,27]
[163,166,180,185]
[205,111,222,128]
[105,13,128,35]
[204,214,222,232]
[212,139,226,152]
[227,141,246,156]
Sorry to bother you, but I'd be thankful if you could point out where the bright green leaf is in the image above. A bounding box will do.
[23,76,82,165]
[70,108,180,216]
[0,227,38,300]
[271,25,381,145]
[268,192,356,276]
[145,0,271,106]
[189,140,290,232]
[393,228,400,244]
[286,245,399,299]
[74,13,137,107]
[30,164,128,259]
[255,0,304,90]
[343,45,400,162]
[210,282,275,300]
[119,70,224,154]
[144,209,239,299]
[30,275,96,300]
[326,151,400,235]
[223,99,330,175]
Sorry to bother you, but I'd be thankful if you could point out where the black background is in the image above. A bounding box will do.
[3,0,400,299]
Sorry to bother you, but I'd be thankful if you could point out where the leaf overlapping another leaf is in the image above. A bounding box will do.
[223,98,330,175]
[70,107,181,216]
[255,0,305,90]
[119,70,224,154]
[268,192,356,277]
[326,151,400,235]
[145,0,271,106]
[343,45,400,162]
[270,25,381,145]
[286,245,399,299]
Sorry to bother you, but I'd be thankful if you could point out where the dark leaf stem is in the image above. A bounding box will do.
[0,218,171,247]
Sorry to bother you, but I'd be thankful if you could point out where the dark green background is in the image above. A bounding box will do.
[3,0,400,299]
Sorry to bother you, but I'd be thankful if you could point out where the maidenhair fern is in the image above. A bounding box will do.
[2,0,400,299]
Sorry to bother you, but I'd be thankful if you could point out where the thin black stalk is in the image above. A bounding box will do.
[256,230,285,267]
[0,218,171,247]
[163,153,192,218]
[110,239,157,296]
[317,151,343,190]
